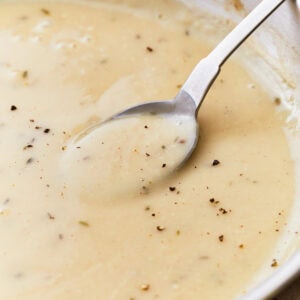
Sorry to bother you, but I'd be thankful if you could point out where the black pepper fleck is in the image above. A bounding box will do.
[156,225,165,232]
[26,158,34,164]
[23,144,33,150]
[47,212,55,220]
[14,273,24,279]
[44,128,50,134]
[219,208,228,214]
[22,70,28,79]
[271,259,278,267]
[140,185,149,195]
[274,97,281,105]
[212,159,220,166]
[140,284,150,291]
[146,46,154,52]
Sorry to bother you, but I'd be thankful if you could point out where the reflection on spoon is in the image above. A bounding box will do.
[62,114,197,200]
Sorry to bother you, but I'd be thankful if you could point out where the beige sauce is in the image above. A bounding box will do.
[0,1,295,299]
[63,114,196,200]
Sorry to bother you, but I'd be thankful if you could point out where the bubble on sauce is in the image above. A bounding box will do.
[29,35,42,43]
[61,114,196,202]
[11,35,22,42]
[33,19,53,32]
[53,40,77,50]
[79,35,92,44]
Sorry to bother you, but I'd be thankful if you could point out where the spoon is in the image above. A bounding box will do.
[78,0,286,167]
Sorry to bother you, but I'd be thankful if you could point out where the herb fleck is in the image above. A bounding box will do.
[41,8,50,15]
[79,220,90,227]
[218,235,224,242]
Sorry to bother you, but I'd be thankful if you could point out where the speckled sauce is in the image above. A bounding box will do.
[0,1,296,299]
[62,114,197,201]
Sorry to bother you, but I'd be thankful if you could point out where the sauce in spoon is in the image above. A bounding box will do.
[63,114,196,199]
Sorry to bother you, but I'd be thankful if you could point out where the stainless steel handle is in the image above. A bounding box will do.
[180,0,286,109]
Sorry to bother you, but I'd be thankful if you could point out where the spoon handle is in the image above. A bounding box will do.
[180,0,286,109]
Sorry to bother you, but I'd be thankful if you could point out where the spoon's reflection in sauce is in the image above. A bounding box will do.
[62,114,197,201]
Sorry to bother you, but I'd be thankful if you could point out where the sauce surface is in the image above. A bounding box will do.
[0,1,295,299]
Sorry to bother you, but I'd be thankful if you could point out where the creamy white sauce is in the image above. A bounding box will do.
[0,1,298,299]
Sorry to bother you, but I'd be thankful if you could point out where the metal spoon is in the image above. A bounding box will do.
[78,0,286,166]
